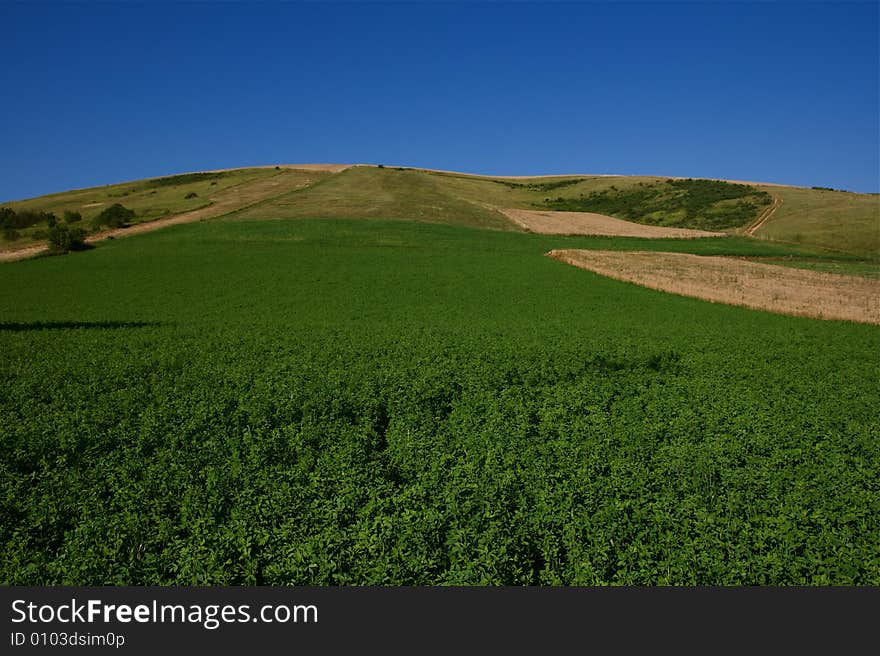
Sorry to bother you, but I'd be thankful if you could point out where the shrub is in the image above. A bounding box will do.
[541,178,773,230]
[3,228,20,241]
[46,213,58,228]
[63,210,82,223]
[0,207,15,228]
[0,208,57,230]
[145,172,225,188]
[93,203,135,229]
[185,192,198,199]
[47,223,87,253]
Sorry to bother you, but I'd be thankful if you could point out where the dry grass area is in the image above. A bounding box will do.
[751,186,880,256]
[502,208,726,238]
[204,163,351,174]
[548,249,880,324]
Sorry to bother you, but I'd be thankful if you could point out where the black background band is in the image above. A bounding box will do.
[1,586,876,654]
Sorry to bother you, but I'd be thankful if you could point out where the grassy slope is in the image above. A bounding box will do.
[227,166,515,230]
[0,168,331,248]
[412,171,667,209]
[754,186,880,256]
[1,218,877,585]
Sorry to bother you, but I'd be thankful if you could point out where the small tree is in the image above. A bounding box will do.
[47,224,87,253]
[63,210,82,223]
[93,203,135,228]
[0,207,16,229]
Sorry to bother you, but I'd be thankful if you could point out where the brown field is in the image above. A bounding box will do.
[548,249,880,324]
[502,208,727,238]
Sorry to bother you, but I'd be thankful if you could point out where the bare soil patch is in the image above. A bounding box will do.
[548,249,880,324]
[503,208,726,238]
[0,244,48,262]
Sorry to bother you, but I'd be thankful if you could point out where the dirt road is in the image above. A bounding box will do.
[745,195,782,236]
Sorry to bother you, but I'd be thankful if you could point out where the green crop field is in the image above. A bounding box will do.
[1,218,877,585]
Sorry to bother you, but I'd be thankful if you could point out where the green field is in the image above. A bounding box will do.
[2,218,877,585]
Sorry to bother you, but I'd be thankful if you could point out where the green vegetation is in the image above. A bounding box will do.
[143,172,228,188]
[92,203,135,229]
[542,179,773,231]
[0,207,57,231]
[47,223,87,253]
[490,177,588,192]
[1,218,877,585]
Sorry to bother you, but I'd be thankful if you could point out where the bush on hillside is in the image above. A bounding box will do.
[47,223,88,253]
[63,210,82,223]
[93,203,135,229]
[541,178,773,231]
[0,207,57,230]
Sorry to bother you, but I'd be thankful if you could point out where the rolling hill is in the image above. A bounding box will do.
[1,164,877,259]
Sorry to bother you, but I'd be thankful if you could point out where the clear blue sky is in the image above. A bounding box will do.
[2,1,878,201]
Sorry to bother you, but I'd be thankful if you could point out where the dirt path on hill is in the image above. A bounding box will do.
[745,195,783,236]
